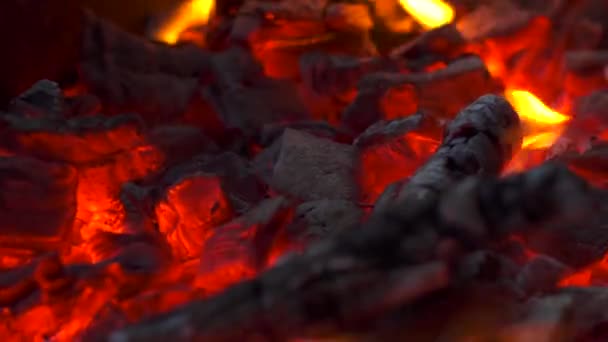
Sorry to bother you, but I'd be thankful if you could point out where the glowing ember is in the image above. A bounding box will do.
[153,0,214,44]
[505,90,570,125]
[398,0,455,30]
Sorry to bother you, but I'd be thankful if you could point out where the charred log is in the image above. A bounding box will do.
[106,162,604,342]
[373,94,522,215]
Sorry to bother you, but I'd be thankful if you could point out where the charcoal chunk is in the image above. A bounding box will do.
[271,129,358,201]
[0,156,77,250]
[289,199,362,241]
[0,113,145,164]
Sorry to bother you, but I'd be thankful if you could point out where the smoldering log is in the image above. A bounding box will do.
[373,94,522,215]
[106,163,604,341]
[342,56,497,133]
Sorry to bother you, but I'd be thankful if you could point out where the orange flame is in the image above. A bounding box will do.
[398,0,455,29]
[505,90,571,150]
[505,90,570,125]
[153,0,214,44]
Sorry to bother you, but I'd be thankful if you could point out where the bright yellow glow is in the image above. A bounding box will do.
[154,0,214,44]
[522,131,561,149]
[398,0,455,30]
[505,90,571,125]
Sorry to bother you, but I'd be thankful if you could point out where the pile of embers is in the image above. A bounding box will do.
[2,0,608,340]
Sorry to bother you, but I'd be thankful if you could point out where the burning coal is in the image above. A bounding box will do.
[1,0,608,341]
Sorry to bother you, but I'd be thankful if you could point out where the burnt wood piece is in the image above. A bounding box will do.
[258,120,351,147]
[299,52,401,97]
[565,50,608,73]
[556,142,608,186]
[269,128,358,201]
[199,46,311,138]
[342,56,497,133]
[389,25,466,68]
[287,199,363,243]
[0,113,145,165]
[159,152,267,214]
[146,125,219,167]
[456,3,535,42]
[106,163,603,341]
[372,94,522,215]
[562,89,608,144]
[154,172,233,260]
[516,255,572,295]
[0,157,78,252]
[354,114,443,203]
[80,12,215,125]
[82,11,212,78]
[197,197,294,293]
[8,80,64,119]
[497,287,608,341]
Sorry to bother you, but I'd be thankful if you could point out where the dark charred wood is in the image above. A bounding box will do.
[389,25,466,66]
[560,89,608,148]
[0,113,145,165]
[146,125,219,167]
[8,80,64,119]
[456,3,535,42]
[353,113,441,149]
[197,197,294,293]
[79,12,217,125]
[342,56,497,133]
[287,199,363,243]
[372,94,522,215]
[258,120,351,147]
[106,162,604,341]
[159,152,267,214]
[299,52,401,97]
[516,255,572,295]
[354,113,442,203]
[268,128,358,201]
[0,157,77,252]
[565,48,608,74]
[200,47,311,138]
[82,11,212,78]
